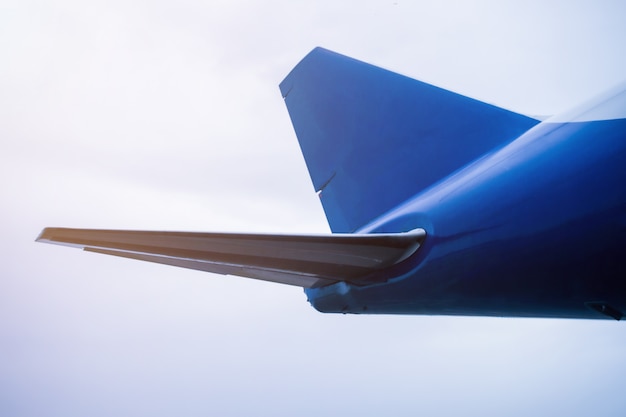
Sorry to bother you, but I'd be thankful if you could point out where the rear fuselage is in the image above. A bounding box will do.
[305,88,626,319]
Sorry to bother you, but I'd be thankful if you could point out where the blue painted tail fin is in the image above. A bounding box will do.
[280,48,540,233]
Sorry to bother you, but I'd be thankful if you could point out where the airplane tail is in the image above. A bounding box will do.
[280,48,540,233]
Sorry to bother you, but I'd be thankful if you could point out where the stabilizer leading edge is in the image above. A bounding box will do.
[37,228,425,288]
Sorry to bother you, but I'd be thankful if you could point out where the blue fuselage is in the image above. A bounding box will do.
[306,112,626,319]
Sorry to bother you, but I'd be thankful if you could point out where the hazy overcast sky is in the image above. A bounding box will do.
[2,1,626,416]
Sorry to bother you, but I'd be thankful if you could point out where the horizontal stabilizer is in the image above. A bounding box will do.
[280,47,540,232]
[37,228,425,288]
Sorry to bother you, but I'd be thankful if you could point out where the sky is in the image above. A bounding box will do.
[2,1,626,416]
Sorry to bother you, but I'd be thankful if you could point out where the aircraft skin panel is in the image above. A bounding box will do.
[280,47,540,233]
[306,116,626,319]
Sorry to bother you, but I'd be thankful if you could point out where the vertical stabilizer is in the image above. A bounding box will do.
[280,48,540,232]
